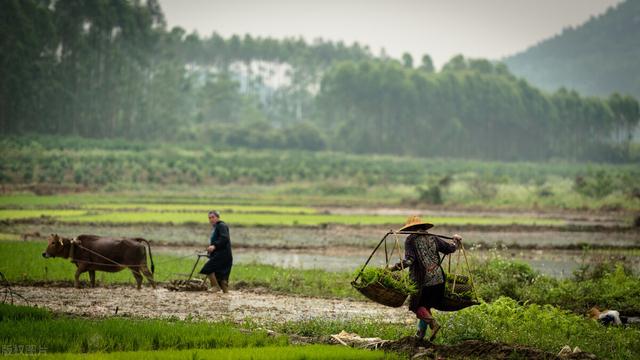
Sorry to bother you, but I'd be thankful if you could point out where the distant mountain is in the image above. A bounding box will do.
[503,0,640,99]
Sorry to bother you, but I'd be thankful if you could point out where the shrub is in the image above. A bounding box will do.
[472,258,539,302]
[573,171,615,198]
[417,185,443,204]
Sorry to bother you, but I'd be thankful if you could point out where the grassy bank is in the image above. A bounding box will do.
[0,208,566,227]
[2,241,639,313]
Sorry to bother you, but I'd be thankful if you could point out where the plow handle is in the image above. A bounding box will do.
[187,254,209,281]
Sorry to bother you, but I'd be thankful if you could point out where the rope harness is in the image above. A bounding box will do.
[61,240,198,281]
[68,240,128,268]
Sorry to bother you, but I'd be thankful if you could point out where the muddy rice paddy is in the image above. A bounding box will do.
[11,285,411,324]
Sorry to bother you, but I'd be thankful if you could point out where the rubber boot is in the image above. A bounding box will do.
[220,280,229,294]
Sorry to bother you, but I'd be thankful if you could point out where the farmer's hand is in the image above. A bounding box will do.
[207,245,215,253]
[452,234,463,247]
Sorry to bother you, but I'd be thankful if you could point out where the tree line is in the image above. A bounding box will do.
[1,0,638,162]
[318,58,639,161]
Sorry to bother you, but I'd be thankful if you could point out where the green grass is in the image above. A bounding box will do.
[0,195,317,214]
[23,346,401,360]
[0,303,290,354]
[0,210,86,221]
[0,241,363,299]
[0,207,566,227]
[85,203,318,214]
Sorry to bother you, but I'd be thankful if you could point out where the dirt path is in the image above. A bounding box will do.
[12,285,412,324]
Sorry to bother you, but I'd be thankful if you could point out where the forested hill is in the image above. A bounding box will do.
[503,0,640,99]
[1,0,639,163]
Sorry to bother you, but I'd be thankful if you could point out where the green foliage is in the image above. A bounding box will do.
[0,207,565,227]
[467,178,498,200]
[31,346,401,360]
[353,267,417,296]
[471,258,539,302]
[0,305,289,354]
[2,137,639,211]
[527,263,640,314]
[472,258,640,314]
[417,185,443,205]
[318,58,639,162]
[269,302,640,360]
[439,297,640,359]
[444,274,476,301]
[0,303,51,321]
[573,171,616,199]
[3,0,638,162]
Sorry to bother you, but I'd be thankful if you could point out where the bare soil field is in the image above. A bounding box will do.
[11,285,411,324]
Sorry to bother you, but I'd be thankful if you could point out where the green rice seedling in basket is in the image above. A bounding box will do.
[352,267,418,307]
[355,267,418,296]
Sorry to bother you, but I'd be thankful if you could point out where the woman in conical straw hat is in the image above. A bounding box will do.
[390,216,462,341]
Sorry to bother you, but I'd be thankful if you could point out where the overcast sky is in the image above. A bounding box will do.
[158,0,622,68]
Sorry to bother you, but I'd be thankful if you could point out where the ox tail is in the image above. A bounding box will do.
[138,238,155,274]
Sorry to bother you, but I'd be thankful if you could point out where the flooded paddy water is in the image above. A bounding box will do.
[156,225,640,279]
[7,212,639,279]
[160,246,639,279]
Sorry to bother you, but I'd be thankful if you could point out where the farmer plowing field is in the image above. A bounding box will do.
[198,210,233,294]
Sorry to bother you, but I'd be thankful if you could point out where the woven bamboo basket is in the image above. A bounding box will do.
[434,261,480,311]
[352,230,480,310]
[436,295,479,312]
[352,280,408,307]
[352,231,415,307]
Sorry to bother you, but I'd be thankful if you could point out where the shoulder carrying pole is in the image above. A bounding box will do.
[352,230,455,284]
[397,230,454,240]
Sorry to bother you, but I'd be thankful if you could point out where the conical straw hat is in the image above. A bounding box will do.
[398,215,433,232]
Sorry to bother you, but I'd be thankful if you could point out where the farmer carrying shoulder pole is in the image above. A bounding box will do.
[200,210,233,293]
[390,216,462,341]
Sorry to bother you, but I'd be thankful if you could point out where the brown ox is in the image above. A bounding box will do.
[42,234,156,289]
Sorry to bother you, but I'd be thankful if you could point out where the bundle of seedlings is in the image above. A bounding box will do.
[356,267,418,295]
[352,267,417,307]
[444,273,475,300]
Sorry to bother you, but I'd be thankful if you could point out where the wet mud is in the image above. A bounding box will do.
[11,285,412,324]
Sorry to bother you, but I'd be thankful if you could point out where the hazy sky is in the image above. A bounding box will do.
[158,0,622,68]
